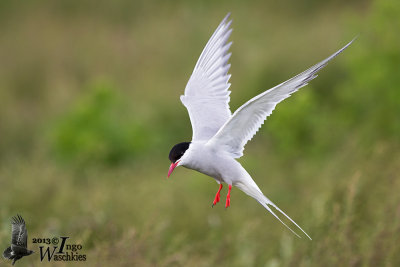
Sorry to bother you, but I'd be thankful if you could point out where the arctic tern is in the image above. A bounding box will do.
[167,13,354,239]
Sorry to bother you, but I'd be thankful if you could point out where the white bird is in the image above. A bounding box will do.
[167,13,354,239]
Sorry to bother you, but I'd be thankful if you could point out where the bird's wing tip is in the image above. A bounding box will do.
[222,12,232,23]
[344,35,358,49]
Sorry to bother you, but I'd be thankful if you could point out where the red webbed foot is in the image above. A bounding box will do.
[212,184,223,207]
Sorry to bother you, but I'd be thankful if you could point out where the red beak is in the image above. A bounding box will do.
[167,161,180,178]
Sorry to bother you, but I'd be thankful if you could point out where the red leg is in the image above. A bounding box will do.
[225,185,232,208]
[212,184,223,207]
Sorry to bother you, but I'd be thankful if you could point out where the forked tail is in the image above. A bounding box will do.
[257,194,312,240]
[234,178,312,240]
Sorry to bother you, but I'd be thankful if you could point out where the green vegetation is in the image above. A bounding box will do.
[0,0,399,266]
[50,82,150,165]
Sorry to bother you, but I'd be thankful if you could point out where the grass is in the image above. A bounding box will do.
[1,0,399,266]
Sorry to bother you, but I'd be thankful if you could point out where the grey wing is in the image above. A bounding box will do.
[181,13,233,142]
[207,38,355,157]
[11,215,27,248]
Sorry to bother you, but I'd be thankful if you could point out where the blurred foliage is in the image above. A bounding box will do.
[50,82,150,166]
[0,0,399,266]
[337,0,400,140]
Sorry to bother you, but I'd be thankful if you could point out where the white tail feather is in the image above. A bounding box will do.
[234,177,312,240]
[258,200,301,238]
[259,196,312,240]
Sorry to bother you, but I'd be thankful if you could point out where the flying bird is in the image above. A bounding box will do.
[3,215,34,265]
[167,13,354,239]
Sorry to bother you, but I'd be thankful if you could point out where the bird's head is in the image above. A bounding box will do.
[167,142,190,178]
[27,250,34,255]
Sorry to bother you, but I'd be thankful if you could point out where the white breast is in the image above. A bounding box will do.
[179,142,245,185]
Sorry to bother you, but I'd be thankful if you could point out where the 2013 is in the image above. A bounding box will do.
[32,238,51,244]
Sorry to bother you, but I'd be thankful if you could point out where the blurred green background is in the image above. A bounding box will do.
[0,0,399,266]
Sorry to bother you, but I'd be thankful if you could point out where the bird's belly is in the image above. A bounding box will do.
[184,150,242,184]
[186,159,222,180]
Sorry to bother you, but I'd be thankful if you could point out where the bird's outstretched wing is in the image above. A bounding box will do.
[181,13,233,142]
[11,215,28,248]
[207,39,355,157]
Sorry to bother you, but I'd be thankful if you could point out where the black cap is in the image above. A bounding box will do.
[169,142,190,163]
